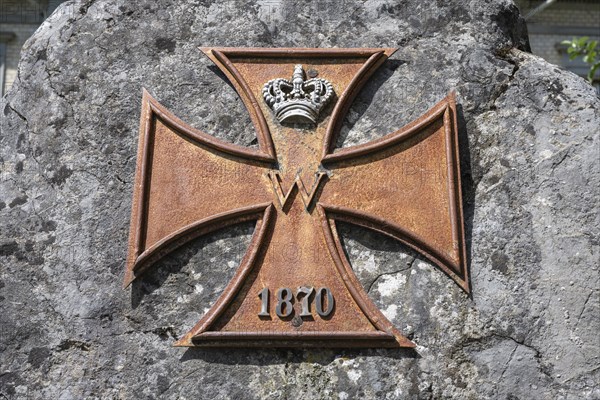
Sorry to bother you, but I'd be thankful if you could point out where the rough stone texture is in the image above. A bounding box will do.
[1,0,598,399]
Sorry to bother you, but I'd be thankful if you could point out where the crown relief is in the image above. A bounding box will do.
[262,64,335,125]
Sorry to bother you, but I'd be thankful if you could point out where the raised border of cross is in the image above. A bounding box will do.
[124,48,469,348]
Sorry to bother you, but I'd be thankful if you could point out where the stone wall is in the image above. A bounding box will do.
[0,0,63,94]
[516,0,600,76]
[1,0,598,399]
[0,23,38,93]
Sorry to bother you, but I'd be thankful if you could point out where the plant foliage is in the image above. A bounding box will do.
[561,36,599,83]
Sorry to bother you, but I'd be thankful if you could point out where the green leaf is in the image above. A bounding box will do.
[562,36,600,84]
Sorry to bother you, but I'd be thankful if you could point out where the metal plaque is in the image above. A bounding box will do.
[124,48,469,348]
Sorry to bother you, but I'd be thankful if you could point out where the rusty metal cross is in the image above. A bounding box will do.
[124,48,469,348]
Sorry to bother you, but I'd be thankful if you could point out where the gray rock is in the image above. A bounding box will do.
[1,0,598,399]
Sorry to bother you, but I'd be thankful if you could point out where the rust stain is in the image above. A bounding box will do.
[124,47,469,348]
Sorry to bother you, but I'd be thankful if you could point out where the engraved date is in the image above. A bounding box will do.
[258,287,334,318]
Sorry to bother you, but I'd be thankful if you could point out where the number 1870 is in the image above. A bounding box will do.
[258,287,334,318]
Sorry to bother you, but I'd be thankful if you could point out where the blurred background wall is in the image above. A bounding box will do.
[0,0,63,95]
[0,0,599,96]
[517,0,600,92]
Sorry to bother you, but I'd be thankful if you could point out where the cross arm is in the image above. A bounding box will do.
[124,90,275,286]
[319,93,469,293]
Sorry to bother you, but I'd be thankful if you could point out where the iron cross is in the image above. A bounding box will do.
[124,48,469,348]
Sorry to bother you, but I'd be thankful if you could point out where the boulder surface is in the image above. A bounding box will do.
[1,0,598,398]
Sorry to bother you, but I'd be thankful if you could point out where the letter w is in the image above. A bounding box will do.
[268,171,327,211]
